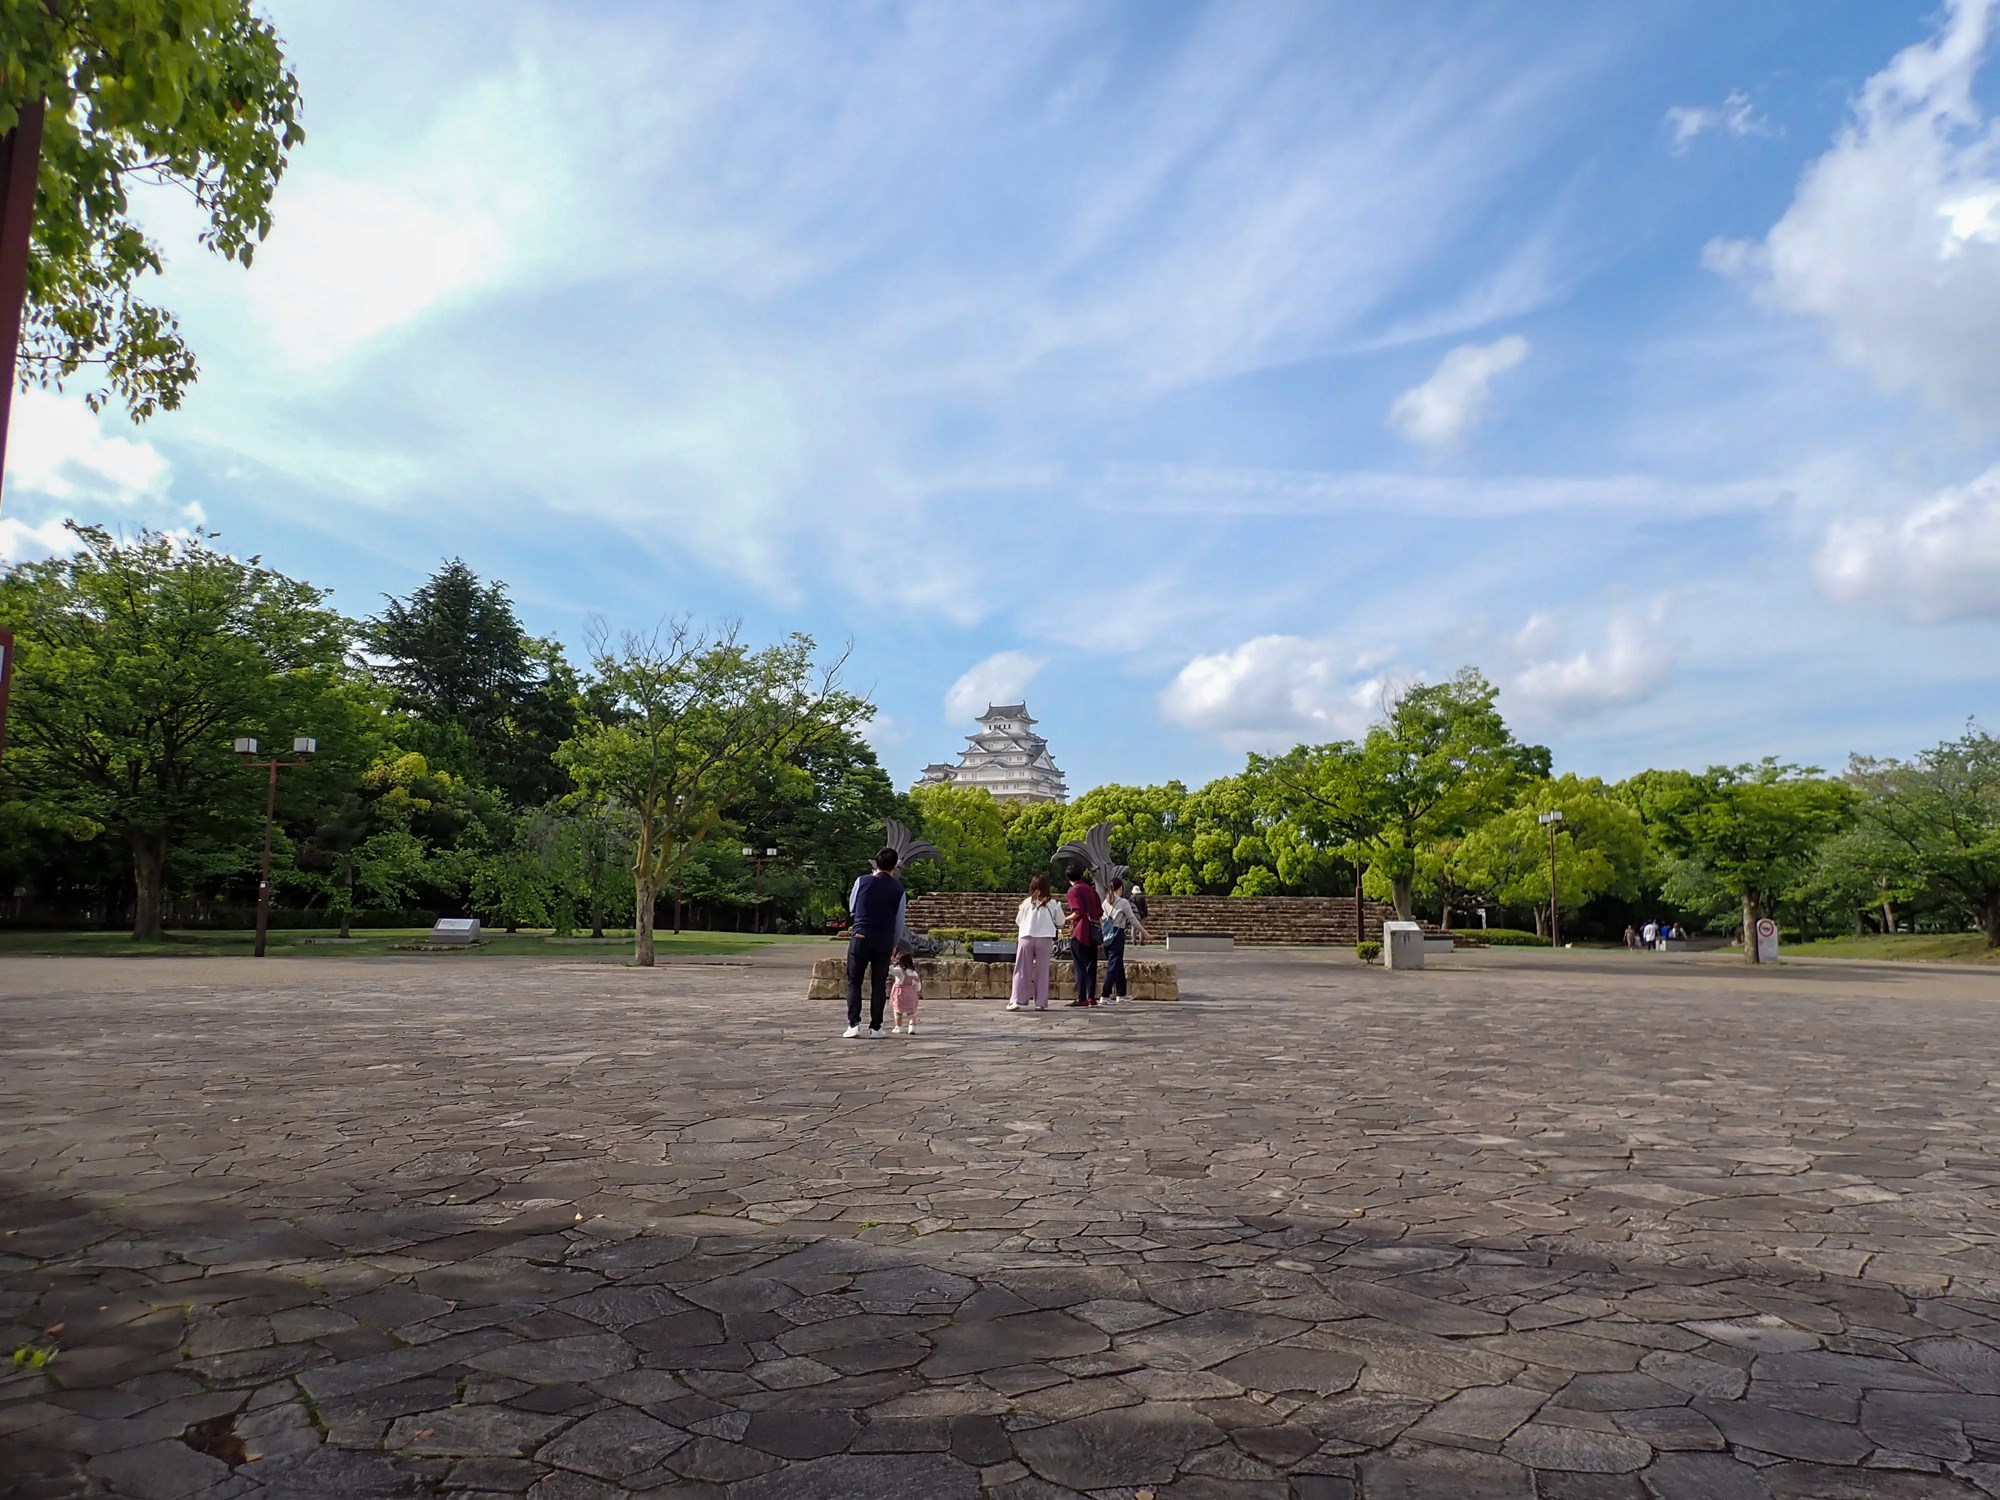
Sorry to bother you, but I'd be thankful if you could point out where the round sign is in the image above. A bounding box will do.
[1756,918,1777,937]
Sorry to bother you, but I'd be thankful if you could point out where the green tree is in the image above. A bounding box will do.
[0,524,351,938]
[1790,824,1926,940]
[554,619,862,966]
[910,783,1009,891]
[721,730,900,925]
[1669,762,1855,962]
[1850,729,2000,947]
[1253,669,1542,918]
[999,798,1069,890]
[1459,776,1649,936]
[5,0,304,419]
[365,560,576,801]
[469,811,555,934]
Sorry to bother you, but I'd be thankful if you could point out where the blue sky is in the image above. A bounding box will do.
[5,0,2000,794]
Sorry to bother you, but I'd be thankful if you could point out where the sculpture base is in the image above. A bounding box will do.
[809,956,1179,1002]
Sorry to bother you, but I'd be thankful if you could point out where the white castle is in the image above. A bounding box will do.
[919,703,1069,804]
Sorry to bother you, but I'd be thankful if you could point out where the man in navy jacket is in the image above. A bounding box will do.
[845,847,904,1038]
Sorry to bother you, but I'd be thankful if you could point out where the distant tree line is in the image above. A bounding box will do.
[913,671,2000,960]
[4,530,1994,963]
[0,529,891,965]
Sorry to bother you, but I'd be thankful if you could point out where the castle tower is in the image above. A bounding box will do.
[917,702,1068,803]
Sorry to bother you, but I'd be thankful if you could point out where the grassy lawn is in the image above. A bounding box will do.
[0,927,823,959]
[1789,932,2000,965]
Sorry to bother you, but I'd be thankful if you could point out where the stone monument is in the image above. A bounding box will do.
[1382,920,1425,969]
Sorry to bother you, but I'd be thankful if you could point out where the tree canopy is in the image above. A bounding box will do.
[0,524,350,937]
[4,0,304,418]
[1251,670,1545,917]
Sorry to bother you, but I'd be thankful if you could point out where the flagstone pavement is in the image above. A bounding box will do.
[5,944,2000,1499]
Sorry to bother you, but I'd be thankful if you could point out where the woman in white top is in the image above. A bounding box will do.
[1100,876,1150,1003]
[1007,873,1061,1012]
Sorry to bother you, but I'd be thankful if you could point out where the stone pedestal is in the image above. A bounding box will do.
[808,956,1179,1002]
[1382,920,1426,970]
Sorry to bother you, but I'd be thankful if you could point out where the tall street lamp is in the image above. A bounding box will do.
[1537,809,1565,948]
[236,736,316,957]
[741,845,778,933]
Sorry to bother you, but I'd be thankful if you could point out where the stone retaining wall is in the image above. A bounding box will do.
[908,892,1452,947]
[808,956,1179,1002]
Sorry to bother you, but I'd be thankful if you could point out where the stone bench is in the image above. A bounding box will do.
[808,956,1179,1002]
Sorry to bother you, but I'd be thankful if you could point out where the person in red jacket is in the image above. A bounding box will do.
[1064,866,1103,1007]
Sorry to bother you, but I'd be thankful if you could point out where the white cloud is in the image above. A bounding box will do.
[859,711,908,750]
[1,389,172,508]
[944,650,1048,723]
[1814,464,2000,621]
[1159,635,1390,752]
[1664,90,1770,154]
[1087,460,1780,519]
[1506,606,1674,723]
[1387,335,1530,450]
[1732,0,2000,429]
[0,516,81,565]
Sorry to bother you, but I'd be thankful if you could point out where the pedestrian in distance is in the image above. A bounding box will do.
[1623,924,1639,950]
[844,847,904,1039]
[1642,919,1659,951]
[1007,874,1061,1011]
[888,943,921,1034]
[1129,882,1150,933]
[1100,876,1149,1004]
[1065,865,1103,1007]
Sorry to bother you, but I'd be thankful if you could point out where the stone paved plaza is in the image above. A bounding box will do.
[5,946,2000,1499]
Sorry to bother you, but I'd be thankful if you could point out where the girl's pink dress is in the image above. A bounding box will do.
[890,970,920,1015]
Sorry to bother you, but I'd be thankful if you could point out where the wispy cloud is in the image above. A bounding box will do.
[1664,89,1772,154]
[1080,462,1786,519]
[944,650,1048,724]
[1388,335,1530,451]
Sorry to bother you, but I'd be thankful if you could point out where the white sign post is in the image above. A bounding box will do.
[1755,917,1779,964]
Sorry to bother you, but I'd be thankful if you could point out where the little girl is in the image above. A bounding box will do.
[888,945,922,1034]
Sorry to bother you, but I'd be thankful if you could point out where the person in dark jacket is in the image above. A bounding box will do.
[845,848,903,1038]
[1064,866,1103,1007]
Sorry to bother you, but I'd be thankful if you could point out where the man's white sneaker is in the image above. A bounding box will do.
[842,1025,862,1038]
[867,1027,885,1039]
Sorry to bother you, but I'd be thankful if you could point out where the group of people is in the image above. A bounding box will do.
[1625,920,1689,950]
[1004,867,1148,1011]
[839,847,1153,1038]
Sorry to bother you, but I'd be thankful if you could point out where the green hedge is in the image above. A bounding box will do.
[1462,928,1545,946]
[930,928,1010,945]
[1356,940,1382,964]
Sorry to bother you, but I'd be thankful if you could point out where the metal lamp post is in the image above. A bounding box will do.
[740,845,778,933]
[236,736,316,957]
[1537,809,1565,948]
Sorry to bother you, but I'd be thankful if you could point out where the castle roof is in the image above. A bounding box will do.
[920,700,1066,803]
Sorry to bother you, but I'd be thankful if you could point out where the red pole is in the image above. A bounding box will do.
[0,100,46,516]
[0,102,44,767]
[1548,823,1561,949]
[0,628,12,761]
[255,760,277,957]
